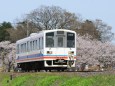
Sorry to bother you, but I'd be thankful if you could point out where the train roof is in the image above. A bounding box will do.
[44,29,76,33]
[16,29,76,44]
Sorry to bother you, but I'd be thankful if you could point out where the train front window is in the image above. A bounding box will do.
[46,32,54,47]
[58,37,63,47]
[67,32,75,48]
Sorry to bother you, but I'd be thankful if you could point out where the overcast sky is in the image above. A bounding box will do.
[0,0,115,42]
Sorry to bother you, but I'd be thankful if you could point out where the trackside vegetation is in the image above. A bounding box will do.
[0,72,115,86]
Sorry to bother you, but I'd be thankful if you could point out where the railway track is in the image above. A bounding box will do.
[12,70,115,77]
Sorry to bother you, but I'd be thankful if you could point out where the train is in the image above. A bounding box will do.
[15,29,77,72]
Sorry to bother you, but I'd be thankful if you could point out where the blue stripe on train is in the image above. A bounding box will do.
[17,53,68,60]
[17,53,43,60]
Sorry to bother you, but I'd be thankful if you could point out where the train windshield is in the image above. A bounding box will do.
[46,32,54,47]
[67,32,75,48]
[46,31,75,48]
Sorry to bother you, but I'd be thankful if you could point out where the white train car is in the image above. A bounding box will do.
[16,29,76,71]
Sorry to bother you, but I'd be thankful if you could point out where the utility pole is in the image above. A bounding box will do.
[26,20,29,37]
[26,14,30,37]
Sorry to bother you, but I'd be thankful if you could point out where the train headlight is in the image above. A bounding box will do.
[47,51,52,54]
[68,51,74,55]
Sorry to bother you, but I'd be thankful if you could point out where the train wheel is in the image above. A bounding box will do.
[35,70,37,72]
[61,69,64,72]
[49,69,51,72]
[37,69,40,72]
[57,69,60,72]
[45,69,48,72]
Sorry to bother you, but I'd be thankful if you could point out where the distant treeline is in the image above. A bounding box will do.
[0,6,114,43]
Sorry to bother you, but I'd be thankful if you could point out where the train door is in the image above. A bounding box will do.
[55,31,66,60]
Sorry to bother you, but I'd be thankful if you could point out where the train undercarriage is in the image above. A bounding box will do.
[16,60,75,72]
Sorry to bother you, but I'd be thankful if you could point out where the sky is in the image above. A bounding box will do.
[0,0,115,42]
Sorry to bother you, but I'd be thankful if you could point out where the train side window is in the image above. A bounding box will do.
[33,41,34,51]
[22,44,23,53]
[39,38,40,49]
[40,38,42,49]
[21,44,23,53]
[33,40,37,50]
[31,41,33,51]
[30,41,32,51]
[22,44,24,53]
[24,43,25,52]
[34,41,35,50]
[16,44,19,54]
[20,44,21,53]
[41,37,43,49]
[18,44,20,54]
[25,43,27,52]
[27,41,29,52]
[35,40,37,50]
[20,44,22,53]
[19,44,20,53]
[37,39,39,50]
[24,43,26,52]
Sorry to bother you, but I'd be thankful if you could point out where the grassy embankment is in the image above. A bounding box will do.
[0,72,115,86]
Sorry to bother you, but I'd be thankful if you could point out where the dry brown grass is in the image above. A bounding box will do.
[0,67,3,72]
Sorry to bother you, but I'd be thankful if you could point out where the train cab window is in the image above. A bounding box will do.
[46,32,54,47]
[67,32,75,48]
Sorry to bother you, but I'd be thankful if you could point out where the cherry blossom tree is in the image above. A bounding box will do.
[0,41,16,72]
[76,34,115,71]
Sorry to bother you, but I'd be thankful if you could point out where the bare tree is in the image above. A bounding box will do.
[26,6,79,30]
[76,20,101,40]
[7,21,38,42]
[94,19,114,42]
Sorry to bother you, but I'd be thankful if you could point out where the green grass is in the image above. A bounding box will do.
[92,74,115,86]
[61,77,93,86]
[35,75,60,86]
[9,75,30,86]
[0,72,115,86]
[0,72,10,86]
